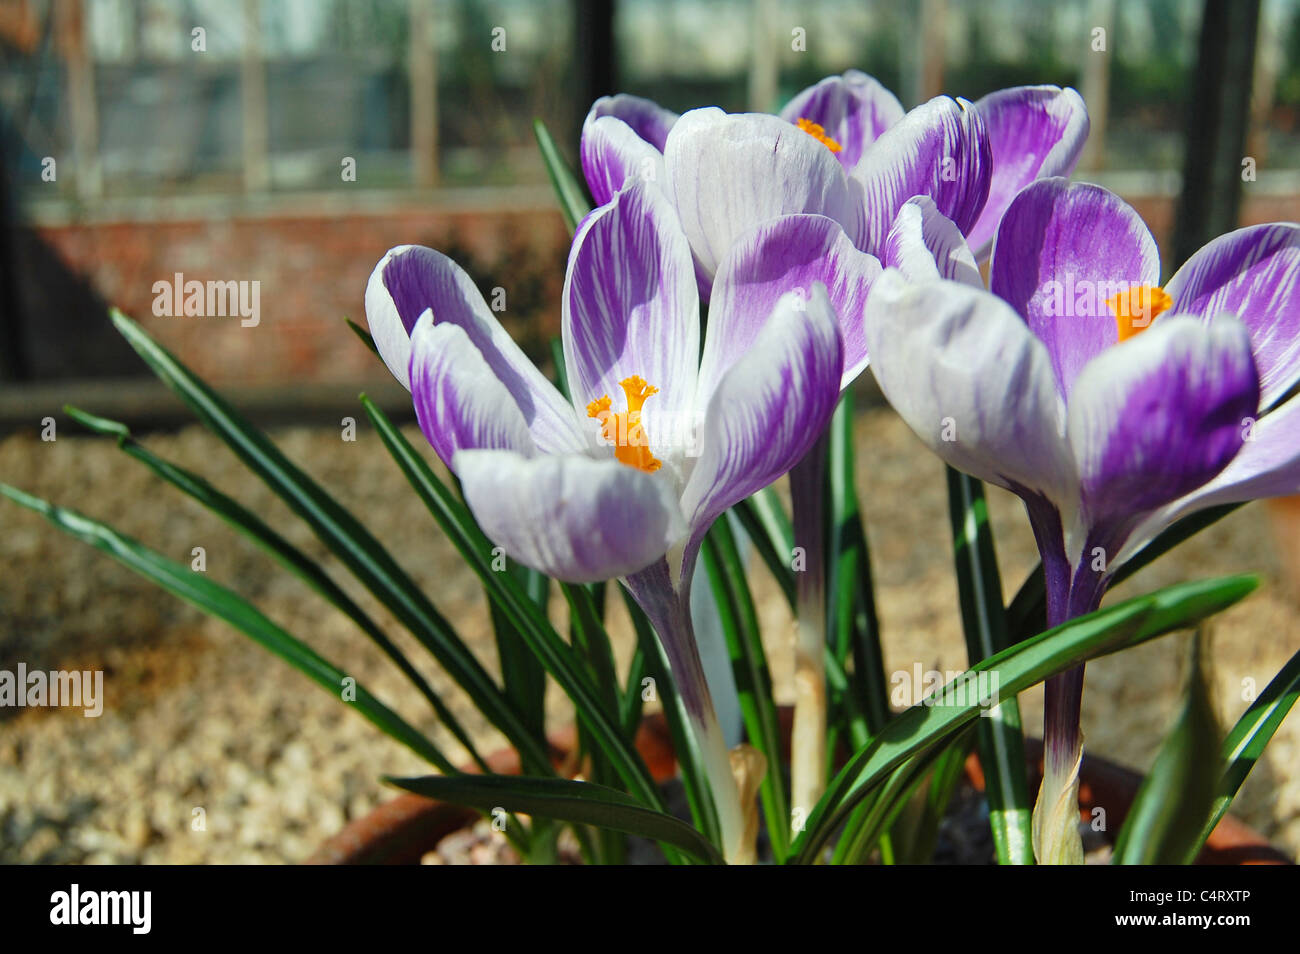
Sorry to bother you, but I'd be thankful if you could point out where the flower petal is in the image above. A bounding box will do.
[882,196,983,288]
[664,108,863,296]
[562,181,700,454]
[679,286,843,542]
[1166,223,1300,407]
[864,270,1076,505]
[1117,394,1300,563]
[989,178,1159,398]
[851,96,991,257]
[366,245,585,453]
[777,69,905,171]
[585,93,679,151]
[702,213,880,392]
[1066,315,1259,548]
[455,449,688,583]
[409,315,537,467]
[581,115,668,208]
[966,86,1090,261]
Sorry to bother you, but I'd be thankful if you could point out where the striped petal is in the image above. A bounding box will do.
[701,213,880,392]
[989,178,1160,399]
[679,287,844,543]
[864,270,1075,507]
[851,96,991,257]
[455,449,688,584]
[1166,223,1300,407]
[1066,315,1259,549]
[582,115,668,208]
[585,94,679,151]
[882,196,983,288]
[664,108,863,297]
[1117,394,1300,563]
[966,86,1090,261]
[409,315,538,467]
[562,181,699,455]
[365,245,585,454]
[778,69,905,171]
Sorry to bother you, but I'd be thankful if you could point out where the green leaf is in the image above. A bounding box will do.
[945,466,1033,865]
[358,394,668,815]
[1113,633,1220,865]
[62,403,489,772]
[388,774,724,865]
[344,317,379,356]
[733,488,796,611]
[533,118,591,234]
[1197,644,1300,851]
[702,517,790,861]
[107,308,552,776]
[489,563,549,742]
[0,482,455,773]
[788,574,1258,863]
[827,392,888,737]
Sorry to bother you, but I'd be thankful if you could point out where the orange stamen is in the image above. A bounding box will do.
[1107,284,1173,342]
[586,376,663,473]
[795,117,843,154]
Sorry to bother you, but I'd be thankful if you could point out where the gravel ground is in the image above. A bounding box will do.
[0,406,1297,863]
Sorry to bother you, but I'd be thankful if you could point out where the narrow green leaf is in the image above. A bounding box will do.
[489,563,549,741]
[945,466,1033,865]
[388,774,724,865]
[827,392,888,735]
[733,488,796,611]
[108,309,552,776]
[344,317,379,356]
[1197,644,1300,852]
[1113,633,1220,865]
[63,403,489,772]
[788,574,1259,863]
[0,482,455,773]
[533,118,591,234]
[702,517,790,861]
[359,394,668,814]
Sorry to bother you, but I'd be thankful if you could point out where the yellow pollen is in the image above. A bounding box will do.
[795,117,843,154]
[586,375,663,473]
[1107,284,1173,342]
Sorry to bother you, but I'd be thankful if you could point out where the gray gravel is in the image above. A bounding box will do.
[0,407,1296,863]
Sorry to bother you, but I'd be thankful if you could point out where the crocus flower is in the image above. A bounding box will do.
[580,72,1088,275]
[364,180,866,863]
[864,178,1285,863]
[583,75,1085,816]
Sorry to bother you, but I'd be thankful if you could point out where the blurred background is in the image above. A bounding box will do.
[0,0,1298,864]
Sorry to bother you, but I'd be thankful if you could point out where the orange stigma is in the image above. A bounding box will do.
[795,117,843,154]
[1107,284,1173,342]
[586,376,663,473]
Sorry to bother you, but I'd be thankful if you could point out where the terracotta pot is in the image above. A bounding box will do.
[307,708,1290,865]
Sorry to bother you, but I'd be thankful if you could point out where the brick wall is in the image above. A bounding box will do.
[24,193,570,388]
[20,188,1300,390]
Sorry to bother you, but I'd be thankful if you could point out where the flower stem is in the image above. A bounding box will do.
[1032,555,1106,864]
[789,435,829,831]
[625,560,751,864]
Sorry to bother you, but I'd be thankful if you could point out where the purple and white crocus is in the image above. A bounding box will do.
[581,71,1088,272]
[365,180,876,863]
[867,176,1300,863]
[582,72,1088,816]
